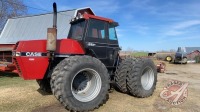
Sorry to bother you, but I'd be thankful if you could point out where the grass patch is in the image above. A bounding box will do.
[131,52,148,57]
[0,72,35,87]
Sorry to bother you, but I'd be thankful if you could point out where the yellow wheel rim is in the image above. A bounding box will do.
[166,56,172,61]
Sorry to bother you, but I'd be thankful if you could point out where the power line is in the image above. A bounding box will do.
[1,0,73,17]
[2,0,51,12]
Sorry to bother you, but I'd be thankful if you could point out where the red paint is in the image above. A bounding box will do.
[16,39,85,54]
[83,14,114,23]
[56,39,85,54]
[14,56,49,80]
[13,40,48,79]
[14,39,85,80]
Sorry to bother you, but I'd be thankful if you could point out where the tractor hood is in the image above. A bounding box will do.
[14,39,85,55]
[13,39,85,80]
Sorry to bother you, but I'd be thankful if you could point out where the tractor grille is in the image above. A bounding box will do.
[13,42,22,75]
[13,58,22,75]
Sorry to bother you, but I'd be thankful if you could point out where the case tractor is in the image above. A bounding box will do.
[12,3,157,111]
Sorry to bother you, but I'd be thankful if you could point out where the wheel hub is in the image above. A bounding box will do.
[166,57,172,61]
[71,68,102,102]
[141,67,154,90]
[72,72,89,92]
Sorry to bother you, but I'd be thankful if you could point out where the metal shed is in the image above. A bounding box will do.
[185,47,200,54]
[0,7,95,72]
[0,7,94,44]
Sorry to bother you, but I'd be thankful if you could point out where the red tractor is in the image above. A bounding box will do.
[12,3,157,111]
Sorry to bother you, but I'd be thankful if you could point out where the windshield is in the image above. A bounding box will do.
[68,20,85,40]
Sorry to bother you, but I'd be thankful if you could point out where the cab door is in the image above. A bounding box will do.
[106,23,120,67]
[84,19,108,64]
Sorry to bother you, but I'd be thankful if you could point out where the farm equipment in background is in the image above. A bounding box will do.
[12,3,157,111]
[148,52,175,62]
[156,62,166,73]
[0,45,17,73]
[174,47,187,64]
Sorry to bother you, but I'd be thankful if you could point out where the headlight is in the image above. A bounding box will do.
[12,52,21,56]
[15,52,21,56]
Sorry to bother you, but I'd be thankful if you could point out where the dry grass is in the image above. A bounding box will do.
[0,64,200,112]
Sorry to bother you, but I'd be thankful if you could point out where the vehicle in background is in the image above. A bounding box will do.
[174,47,200,64]
[148,52,175,62]
[174,47,187,64]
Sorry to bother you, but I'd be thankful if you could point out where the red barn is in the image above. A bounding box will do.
[187,50,200,63]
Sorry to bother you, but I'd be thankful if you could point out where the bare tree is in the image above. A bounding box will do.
[0,0,27,33]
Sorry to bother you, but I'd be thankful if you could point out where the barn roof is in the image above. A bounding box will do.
[0,7,94,44]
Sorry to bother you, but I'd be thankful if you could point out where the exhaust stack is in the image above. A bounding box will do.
[53,3,57,28]
[46,2,57,52]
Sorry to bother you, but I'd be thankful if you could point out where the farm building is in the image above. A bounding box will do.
[0,7,95,72]
[184,47,200,54]
[0,7,94,62]
[182,47,200,61]
[176,47,200,63]
[187,50,200,59]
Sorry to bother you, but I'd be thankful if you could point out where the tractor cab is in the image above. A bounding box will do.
[68,14,120,67]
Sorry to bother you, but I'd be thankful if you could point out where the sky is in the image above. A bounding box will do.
[24,0,200,52]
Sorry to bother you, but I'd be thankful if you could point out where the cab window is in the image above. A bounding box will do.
[108,25,117,40]
[87,19,106,39]
[68,20,85,40]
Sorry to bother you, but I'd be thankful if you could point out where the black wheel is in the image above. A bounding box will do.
[50,56,109,111]
[114,57,136,93]
[36,79,51,93]
[127,58,157,98]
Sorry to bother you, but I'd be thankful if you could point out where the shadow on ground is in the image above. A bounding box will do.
[0,72,18,78]
[31,103,67,112]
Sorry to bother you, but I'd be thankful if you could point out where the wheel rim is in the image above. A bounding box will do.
[166,56,172,61]
[141,67,154,90]
[71,68,102,102]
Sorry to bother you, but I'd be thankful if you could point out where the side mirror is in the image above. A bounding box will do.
[119,46,122,50]
[110,22,119,27]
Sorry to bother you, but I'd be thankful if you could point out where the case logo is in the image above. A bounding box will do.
[26,52,42,56]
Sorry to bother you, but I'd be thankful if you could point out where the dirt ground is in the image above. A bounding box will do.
[0,63,200,112]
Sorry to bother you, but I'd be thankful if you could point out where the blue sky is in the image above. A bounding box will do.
[24,0,200,51]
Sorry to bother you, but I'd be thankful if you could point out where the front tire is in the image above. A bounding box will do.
[50,56,109,111]
[127,58,157,98]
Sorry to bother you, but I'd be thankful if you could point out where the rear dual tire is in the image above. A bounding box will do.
[127,58,157,97]
[114,58,136,93]
[115,58,157,97]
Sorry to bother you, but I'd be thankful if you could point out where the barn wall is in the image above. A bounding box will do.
[187,50,200,60]
[0,44,15,62]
